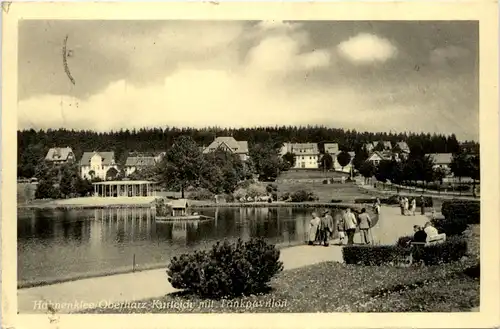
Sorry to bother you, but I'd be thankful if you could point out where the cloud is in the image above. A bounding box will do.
[337,33,397,64]
[429,45,471,66]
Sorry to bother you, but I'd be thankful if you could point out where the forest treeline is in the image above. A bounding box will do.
[17,126,478,178]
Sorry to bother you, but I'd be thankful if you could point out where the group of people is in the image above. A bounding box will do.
[399,196,417,216]
[307,207,373,246]
[411,221,441,243]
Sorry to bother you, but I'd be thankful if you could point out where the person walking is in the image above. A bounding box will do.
[420,195,426,215]
[410,198,417,216]
[403,197,409,215]
[344,208,358,245]
[308,212,321,245]
[320,210,334,246]
[337,213,346,245]
[399,196,405,215]
[358,208,372,244]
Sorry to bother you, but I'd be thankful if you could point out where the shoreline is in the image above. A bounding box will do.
[18,239,308,290]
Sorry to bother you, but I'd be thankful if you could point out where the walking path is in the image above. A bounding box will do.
[357,181,478,201]
[18,206,428,314]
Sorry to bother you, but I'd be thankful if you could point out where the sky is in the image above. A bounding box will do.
[17,20,479,141]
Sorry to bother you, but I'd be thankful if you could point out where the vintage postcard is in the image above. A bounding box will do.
[2,1,499,329]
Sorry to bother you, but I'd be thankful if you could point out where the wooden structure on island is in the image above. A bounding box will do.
[155,198,214,222]
[92,180,156,198]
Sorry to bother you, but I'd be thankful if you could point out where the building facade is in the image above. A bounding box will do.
[45,147,75,165]
[80,151,118,180]
[281,143,319,169]
[203,136,249,161]
[124,152,165,176]
[426,153,453,172]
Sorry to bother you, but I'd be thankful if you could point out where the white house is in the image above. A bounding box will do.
[80,151,118,180]
[366,151,392,166]
[426,153,453,171]
[281,143,319,169]
[203,136,249,161]
[45,147,75,165]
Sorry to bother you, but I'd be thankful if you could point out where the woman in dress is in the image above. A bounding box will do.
[308,212,321,245]
[410,198,417,216]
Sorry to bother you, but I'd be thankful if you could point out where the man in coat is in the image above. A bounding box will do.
[344,208,358,245]
[358,208,372,244]
[320,209,334,246]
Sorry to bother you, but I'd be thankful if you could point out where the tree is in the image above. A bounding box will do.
[336,151,352,172]
[59,165,78,198]
[433,167,447,185]
[469,154,480,197]
[35,179,58,199]
[158,135,204,198]
[375,160,392,183]
[319,153,334,171]
[373,142,385,152]
[201,149,245,194]
[352,147,369,172]
[359,161,376,183]
[106,167,119,181]
[450,151,471,195]
[249,142,282,181]
[282,152,296,168]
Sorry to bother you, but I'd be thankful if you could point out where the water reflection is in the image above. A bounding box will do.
[17,206,335,284]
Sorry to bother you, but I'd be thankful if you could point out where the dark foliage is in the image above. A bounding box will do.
[415,236,468,265]
[463,262,480,279]
[431,216,468,236]
[396,235,414,248]
[289,189,319,202]
[441,200,480,224]
[342,245,410,266]
[167,238,283,299]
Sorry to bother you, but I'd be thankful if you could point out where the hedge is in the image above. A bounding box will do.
[343,236,468,266]
[167,238,283,299]
[441,200,480,224]
[431,216,469,236]
[342,245,410,266]
[413,236,468,265]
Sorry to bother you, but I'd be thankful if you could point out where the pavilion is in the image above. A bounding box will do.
[92,180,156,198]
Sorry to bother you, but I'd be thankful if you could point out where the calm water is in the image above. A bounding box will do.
[18,207,337,284]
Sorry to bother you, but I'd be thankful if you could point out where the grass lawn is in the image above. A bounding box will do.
[86,224,479,314]
[278,170,349,180]
[277,181,376,203]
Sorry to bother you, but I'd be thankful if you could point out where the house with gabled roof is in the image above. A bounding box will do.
[367,151,393,166]
[426,153,453,171]
[124,152,165,177]
[79,151,117,180]
[45,147,75,165]
[203,136,249,161]
[395,141,410,154]
[281,142,319,169]
[324,143,339,155]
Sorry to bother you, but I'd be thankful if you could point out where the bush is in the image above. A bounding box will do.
[223,193,235,203]
[279,192,291,201]
[271,191,278,201]
[322,179,328,184]
[330,199,343,203]
[464,262,480,279]
[188,188,215,201]
[342,245,410,266]
[441,200,480,224]
[416,236,468,265]
[396,235,413,248]
[431,216,468,236]
[290,189,318,202]
[167,238,283,299]
[247,183,267,198]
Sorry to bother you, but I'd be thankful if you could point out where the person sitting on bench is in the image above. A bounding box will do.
[412,225,427,243]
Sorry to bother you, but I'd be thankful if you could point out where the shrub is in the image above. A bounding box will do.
[223,193,235,203]
[330,199,343,203]
[188,188,215,201]
[322,179,328,184]
[464,262,480,279]
[342,245,410,266]
[354,198,377,204]
[441,200,480,224]
[247,183,267,198]
[416,236,468,265]
[396,235,413,248]
[431,215,468,236]
[271,191,278,201]
[280,192,291,201]
[167,238,283,299]
[290,189,318,202]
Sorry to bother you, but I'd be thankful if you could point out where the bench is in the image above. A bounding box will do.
[407,233,447,265]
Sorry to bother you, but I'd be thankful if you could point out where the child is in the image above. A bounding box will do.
[337,216,346,245]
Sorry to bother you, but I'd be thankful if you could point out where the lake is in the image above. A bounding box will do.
[18,207,337,285]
